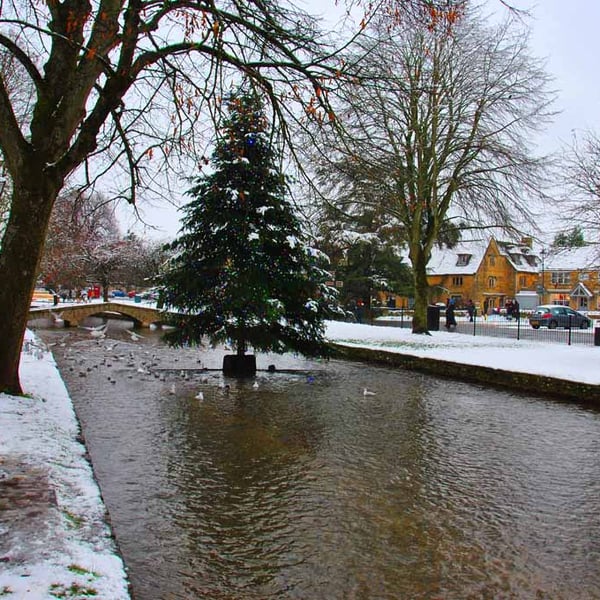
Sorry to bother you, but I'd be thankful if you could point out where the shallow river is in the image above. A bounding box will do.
[39,322,600,599]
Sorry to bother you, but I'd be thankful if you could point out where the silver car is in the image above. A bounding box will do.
[529,305,592,329]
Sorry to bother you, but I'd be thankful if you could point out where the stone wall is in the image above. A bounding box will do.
[330,343,600,405]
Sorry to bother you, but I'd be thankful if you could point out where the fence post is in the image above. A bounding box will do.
[568,315,572,345]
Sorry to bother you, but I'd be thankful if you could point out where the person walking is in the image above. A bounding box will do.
[512,299,520,321]
[466,299,475,322]
[445,298,457,331]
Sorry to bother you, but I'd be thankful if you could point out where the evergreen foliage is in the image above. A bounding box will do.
[158,89,337,357]
[552,226,586,248]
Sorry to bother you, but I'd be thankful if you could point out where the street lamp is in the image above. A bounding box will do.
[540,247,546,304]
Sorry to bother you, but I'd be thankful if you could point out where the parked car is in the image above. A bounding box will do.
[529,305,592,329]
[111,289,126,297]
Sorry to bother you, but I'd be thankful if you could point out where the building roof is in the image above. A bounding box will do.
[427,238,539,276]
[427,239,488,276]
[543,245,600,271]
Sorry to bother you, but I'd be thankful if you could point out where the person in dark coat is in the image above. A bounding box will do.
[466,299,475,322]
[512,299,520,320]
[445,299,457,331]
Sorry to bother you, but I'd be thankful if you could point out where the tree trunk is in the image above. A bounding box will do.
[236,333,246,357]
[411,247,431,334]
[0,182,59,394]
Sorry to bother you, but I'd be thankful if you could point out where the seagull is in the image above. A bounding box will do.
[195,391,204,400]
[363,388,376,397]
[252,381,259,389]
[82,323,107,338]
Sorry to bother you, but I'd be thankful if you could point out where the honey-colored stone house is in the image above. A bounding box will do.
[541,246,600,311]
[426,238,540,312]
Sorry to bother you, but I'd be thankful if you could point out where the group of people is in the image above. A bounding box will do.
[445,297,520,331]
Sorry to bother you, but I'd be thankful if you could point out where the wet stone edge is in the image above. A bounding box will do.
[328,343,600,405]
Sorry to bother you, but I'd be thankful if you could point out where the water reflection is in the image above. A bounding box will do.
[38,323,600,599]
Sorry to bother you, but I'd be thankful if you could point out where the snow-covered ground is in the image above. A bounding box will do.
[326,320,600,385]
[0,330,131,599]
[1,319,599,597]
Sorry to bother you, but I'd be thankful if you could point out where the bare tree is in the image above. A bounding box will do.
[0,45,32,238]
[309,6,555,333]
[0,0,377,393]
[564,131,600,238]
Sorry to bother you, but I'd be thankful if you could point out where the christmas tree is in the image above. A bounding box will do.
[158,88,337,373]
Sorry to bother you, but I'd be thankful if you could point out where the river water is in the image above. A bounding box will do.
[38,322,600,600]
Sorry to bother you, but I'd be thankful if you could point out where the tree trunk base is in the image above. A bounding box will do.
[223,354,257,376]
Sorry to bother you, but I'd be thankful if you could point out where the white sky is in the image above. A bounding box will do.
[507,0,600,152]
[121,0,600,241]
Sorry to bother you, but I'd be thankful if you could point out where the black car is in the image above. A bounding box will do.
[529,305,592,329]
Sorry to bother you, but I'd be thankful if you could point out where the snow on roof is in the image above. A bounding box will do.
[544,245,600,271]
[427,238,539,276]
[495,240,539,273]
[571,281,593,297]
[427,239,488,275]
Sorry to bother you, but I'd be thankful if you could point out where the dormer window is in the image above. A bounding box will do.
[456,254,471,266]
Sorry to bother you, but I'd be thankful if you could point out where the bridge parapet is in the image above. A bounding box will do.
[28,301,167,328]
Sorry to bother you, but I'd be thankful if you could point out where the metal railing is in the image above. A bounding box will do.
[369,307,598,347]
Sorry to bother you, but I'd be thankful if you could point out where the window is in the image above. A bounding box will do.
[488,276,497,288]
[456,254,471,266]
[452,276,463,286]
[488,255,496,266]
[580,273,589,281]
[519,276,526,287]
[551,272,570,285]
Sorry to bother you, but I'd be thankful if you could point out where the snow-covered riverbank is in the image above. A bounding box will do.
[0,330,130,598]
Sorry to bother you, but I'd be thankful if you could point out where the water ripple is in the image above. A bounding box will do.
[40,327,600,600]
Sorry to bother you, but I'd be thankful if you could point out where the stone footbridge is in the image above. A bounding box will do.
[28,301,169,328]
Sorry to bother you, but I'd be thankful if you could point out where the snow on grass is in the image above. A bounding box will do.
[325,320,600,385]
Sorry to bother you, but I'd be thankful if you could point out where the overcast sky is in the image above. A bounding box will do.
[124,0,600,241]
[511,0,600,151]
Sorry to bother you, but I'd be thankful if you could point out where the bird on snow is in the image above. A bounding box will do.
[363,388,376,397]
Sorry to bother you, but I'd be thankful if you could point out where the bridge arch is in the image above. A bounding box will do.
[28,302,169,328]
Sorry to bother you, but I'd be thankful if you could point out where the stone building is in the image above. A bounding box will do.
[426,238,540,312]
